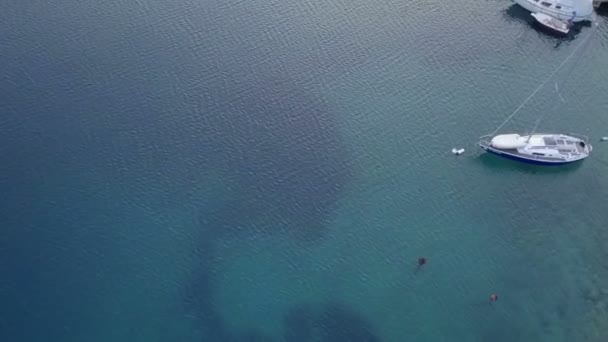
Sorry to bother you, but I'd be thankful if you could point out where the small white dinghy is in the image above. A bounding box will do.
[531,12,571,34]
[452,148,465,155]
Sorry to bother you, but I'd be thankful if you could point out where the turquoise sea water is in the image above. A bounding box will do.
[1,0,608,341]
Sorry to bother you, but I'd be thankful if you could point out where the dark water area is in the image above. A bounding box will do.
[2,0,608,341]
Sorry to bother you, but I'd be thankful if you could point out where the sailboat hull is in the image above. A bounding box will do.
[481,145,584,165]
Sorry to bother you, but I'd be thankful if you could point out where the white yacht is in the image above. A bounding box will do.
[513,0,594,22]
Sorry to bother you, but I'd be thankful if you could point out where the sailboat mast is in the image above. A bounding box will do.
[527,116,542,143]
[486,25,596,138]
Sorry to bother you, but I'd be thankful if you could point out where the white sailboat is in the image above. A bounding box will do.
[478,22,598,166]
[513,0,594,22]
[479,133,591,165]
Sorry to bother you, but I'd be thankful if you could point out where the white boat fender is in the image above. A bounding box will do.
[600,137,608,142]
[452,148,465,155]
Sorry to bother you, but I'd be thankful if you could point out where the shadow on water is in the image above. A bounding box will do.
[283,303,381,342]
[180,72,354,336]
[181,44,354,340]
[476,153,584,174]
[479,324,527,342]
[180,226,294,342]
[196,70,352,243]
[182,256,383,342]
[179,231,227,341]
[504,3,537,24]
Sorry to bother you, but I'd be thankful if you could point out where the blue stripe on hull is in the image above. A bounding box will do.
[482,148,578,166]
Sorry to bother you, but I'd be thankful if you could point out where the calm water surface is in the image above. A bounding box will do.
[1,0,608,341]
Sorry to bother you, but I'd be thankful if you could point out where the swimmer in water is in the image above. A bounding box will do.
[415,257,427,273]
[490,294,498,303]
